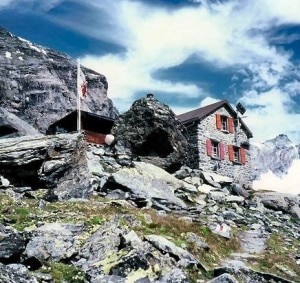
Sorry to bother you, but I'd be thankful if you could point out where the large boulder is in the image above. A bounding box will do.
[111,94,188,172]
[24,223,86,262]
[0,107,42,138]
[0,225,27,262]
[101,161,187,210]
[254,192,300,219]
[0,133,91,200]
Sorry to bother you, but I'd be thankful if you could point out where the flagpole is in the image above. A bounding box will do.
[77,58,81,132]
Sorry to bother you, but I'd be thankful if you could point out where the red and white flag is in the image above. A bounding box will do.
[79,66,87,99]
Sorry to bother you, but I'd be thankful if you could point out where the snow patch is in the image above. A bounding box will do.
[18,56,23,61]
[253,159,300,195]
[251,141,265,149]
[18,36,47,55]
[5,51,12,59]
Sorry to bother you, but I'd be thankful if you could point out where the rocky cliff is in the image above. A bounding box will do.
[0,27,118,135]
[251,134,300,180]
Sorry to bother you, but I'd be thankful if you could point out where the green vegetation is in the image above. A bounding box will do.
[2,191,298,282]
[249,233,300,281]
[133,209,241,281]
[39,262,86,283]
[0,192,131,231]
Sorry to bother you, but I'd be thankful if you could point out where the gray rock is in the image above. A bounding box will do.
[208,191,227,202]
[211,223,231,239]
[207,273,238,283]
[225,195,245,203]
[200,172,222,188]
[90,274,125,283]
[0,107,42,138]
[289,205,300,219]
[0,133,91,200]
[111,94,188,172]
[144,235,197,267]
[105,162,186,209]
[0,225,27,260]
[0,264,38,283]
[25,223,85,261]
[254,192,300,218]
[78,219,124,270]
[157,268,188,283]
[229,184,249,198]
[173,166,194,180]
[185,232,210,251]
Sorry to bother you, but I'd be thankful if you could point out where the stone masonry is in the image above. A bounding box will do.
[185,107,252,185]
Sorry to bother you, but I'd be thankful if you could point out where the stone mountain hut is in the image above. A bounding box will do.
[177,100,253,185]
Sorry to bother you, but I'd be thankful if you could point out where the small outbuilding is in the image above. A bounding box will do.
[47,110,115,145]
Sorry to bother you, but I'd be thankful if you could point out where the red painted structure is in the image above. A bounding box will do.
[47,110,115,145]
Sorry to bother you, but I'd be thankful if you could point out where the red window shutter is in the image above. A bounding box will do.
[216,114,222,130]
[228,117,234,133]
[228,145,234,161]
[206,139,212,156]
[219,143,225,160]
[240,148,246,164]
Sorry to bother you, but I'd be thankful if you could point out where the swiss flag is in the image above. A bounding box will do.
[79,66,87,99]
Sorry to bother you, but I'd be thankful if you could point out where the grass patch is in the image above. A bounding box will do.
[134,209,241,269]
[249,233,300,281]
[39,262,86,283]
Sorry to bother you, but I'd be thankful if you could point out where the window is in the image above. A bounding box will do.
[206,139,225,160]
[216,114,234,133]
[221,116,228,131]
[228,145,246,164]
[212,140,219,158]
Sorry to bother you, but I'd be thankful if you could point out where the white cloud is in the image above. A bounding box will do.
[80,0,300,115]
[240,88,300,143]
[0,0,14,8]
[7,0,300,141]
[0,0,63,11]
[253,159,300,195]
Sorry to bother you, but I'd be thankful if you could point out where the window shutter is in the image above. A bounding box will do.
[228,117,234,133]
[206,139,212,156]
[219,143,225,160]
[216,114,222,130]
[228,145,234,161]
[240,147,246,164]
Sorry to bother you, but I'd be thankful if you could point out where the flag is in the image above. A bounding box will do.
[79,65,87,99]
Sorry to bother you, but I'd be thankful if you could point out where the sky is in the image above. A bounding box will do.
[0,0,300,144]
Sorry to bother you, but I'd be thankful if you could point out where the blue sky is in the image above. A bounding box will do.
[0,0,300,143]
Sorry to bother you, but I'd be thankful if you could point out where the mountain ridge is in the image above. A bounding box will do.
[251,134,300,181]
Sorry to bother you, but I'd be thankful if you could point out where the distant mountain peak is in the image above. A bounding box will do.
[251,134,299,180]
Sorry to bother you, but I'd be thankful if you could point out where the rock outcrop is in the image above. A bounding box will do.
[0,27,118,135]
[0,133,91,200]
[111,94,188,172]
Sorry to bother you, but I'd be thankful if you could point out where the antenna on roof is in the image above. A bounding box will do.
[236,102,246,115]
